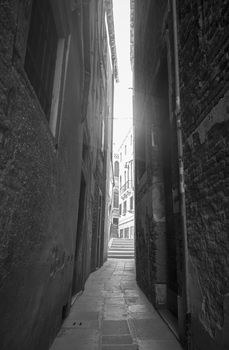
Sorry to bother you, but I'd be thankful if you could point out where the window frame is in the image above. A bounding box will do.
[114,161,119,177]
[24,0,58,122]
[113,189,119,208]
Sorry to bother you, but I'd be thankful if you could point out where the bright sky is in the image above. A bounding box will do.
[113,0,133,149]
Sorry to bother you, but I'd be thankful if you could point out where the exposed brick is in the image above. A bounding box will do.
[134,0,229,349]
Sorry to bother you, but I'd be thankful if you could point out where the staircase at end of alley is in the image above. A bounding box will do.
[50,257,183,350]
[108,239,135,259]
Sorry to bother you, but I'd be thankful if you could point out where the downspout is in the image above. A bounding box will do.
[171,0,191,348]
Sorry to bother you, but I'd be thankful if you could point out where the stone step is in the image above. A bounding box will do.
[108,254,135,259]
[108,239,135,259]
[109,248,134,253]
[111,245,134,247]
[111,244,134,247]
[108,255,135,258]
[112,240,134,242]
[111,242,134,245]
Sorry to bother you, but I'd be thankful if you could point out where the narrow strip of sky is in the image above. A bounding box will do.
[113,0,133,146]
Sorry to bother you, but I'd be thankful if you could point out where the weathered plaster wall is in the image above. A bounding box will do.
[134,0,170,308]
[103,41,114,261]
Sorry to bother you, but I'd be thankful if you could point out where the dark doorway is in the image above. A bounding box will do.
[90,189,103,271]
[156,54,178,317]
[96,191,103,268]
[72,174,86,296]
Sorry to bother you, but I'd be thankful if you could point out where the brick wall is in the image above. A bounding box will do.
[0,1,113,349]
[178,0,229,348]
[0,2,86,349]
[134,0,229,348]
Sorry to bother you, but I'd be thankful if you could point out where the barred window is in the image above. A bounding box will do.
[25,0,58,120]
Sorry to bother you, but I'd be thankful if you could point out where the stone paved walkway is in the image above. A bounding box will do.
[50,259,183,350]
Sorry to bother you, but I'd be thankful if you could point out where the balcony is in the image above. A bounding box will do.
[120,180,134,198]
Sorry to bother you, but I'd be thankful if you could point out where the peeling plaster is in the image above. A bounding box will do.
[187,90,229,147]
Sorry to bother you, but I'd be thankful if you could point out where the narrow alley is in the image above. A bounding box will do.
[50,258,182,350]
[0,0,229,350]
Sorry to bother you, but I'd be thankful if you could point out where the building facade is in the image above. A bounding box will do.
[119,128,135,239]
[110,152,119,238]
[0,1,117,349]
[133,1,229,350]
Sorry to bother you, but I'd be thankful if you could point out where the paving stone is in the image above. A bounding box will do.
[104,311,128,320]
[63,319,100,329]
[130,318,175,340]
[101,345,138,350]
[128,305,152,313]
[50,259,182,350]
[51,329,100,350]
[138,339,183,350]
[128,312,156,320]
[69,311,100,320]
[102,291,124,298]
[121,282,137,290]
[102,320,130,335]
[124,297,145,306]
[104,297,125,305]
[102,335,133,345]
[123,290,141,297]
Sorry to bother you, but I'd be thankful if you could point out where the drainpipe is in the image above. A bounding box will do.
[171,0,191,348]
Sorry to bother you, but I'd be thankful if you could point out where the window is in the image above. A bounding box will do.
[120,176,122,188]
[25,0,70,140]
[130,196,133,210]
[114,161,119,177]
[25,0,58,121]
[125,145,127,155]
[113,190,119,208]
[119,204,122,215]
[113,218,119,225]
[123,201,127,215]
[120,229,123,238]
[120,152,122,162]
[130,161,133,184]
